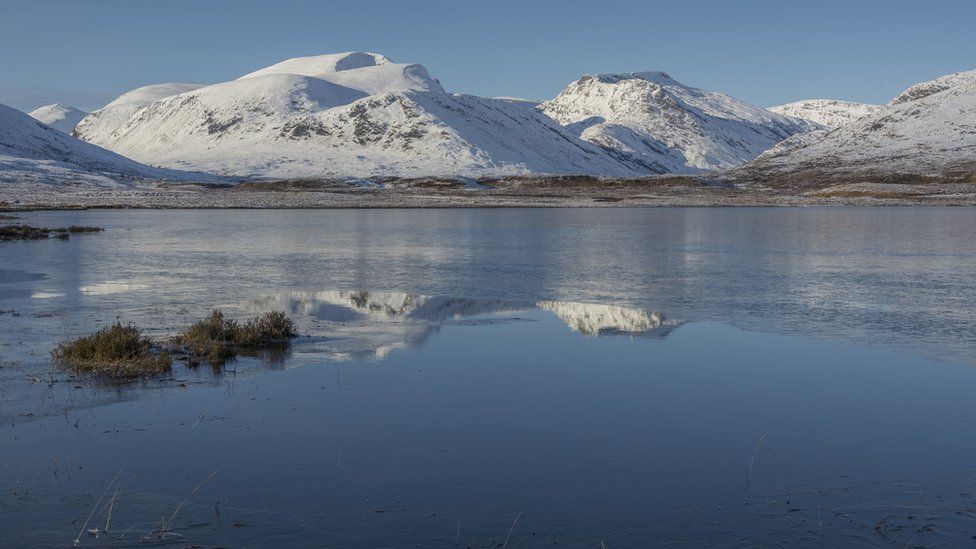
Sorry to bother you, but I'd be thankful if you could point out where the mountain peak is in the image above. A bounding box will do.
[28,103,88,134]
[239,51,393,80]
[540,70,811,173]
[581,71,681,88]
[235,52,444,95]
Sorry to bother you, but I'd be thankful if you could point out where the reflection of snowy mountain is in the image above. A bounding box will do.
[247,290,525,322]
[243,291,526,360]
[536,300,679,337]
[242,290,680,361]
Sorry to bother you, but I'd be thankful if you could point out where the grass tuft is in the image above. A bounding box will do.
[171,309,239,364]
[237,310,298,346]
[52,321,172,378]
[172,309,298,365]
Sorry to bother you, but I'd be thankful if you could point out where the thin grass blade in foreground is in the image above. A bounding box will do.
[746,429,772,491]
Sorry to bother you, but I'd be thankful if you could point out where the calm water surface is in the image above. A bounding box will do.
[1,208,975,547]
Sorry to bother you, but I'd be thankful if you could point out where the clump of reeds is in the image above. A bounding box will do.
[171,309,298,366]
[52,321,172,378]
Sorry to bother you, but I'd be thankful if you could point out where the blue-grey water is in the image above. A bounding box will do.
[1,208,975,547]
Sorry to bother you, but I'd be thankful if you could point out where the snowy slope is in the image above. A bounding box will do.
[539,72,815,173]
[28,104,88,134]
[768,100,879,129]
[77,53,646,178]
[752,129,829,161]
[888,70,976,105]
[734,79,976,183]
[75,82,205,143]
[0,102,208,186]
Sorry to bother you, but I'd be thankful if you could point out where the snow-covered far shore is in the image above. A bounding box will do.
[1,176,973,210]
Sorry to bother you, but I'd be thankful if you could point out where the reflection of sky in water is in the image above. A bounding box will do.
[30,290,65,299]
[3,313,976,547]
[79,281,149,295]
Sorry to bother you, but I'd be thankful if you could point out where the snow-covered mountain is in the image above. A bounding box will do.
[734,72,976,184]
[75,52,645,178]
[768,100,879,129]
[0,102,206,186]
[62,54,974,183]
[75,82,205,143]
[538,71,815,173]
[28,104,88,134]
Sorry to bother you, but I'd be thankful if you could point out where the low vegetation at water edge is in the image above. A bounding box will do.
[51,310,298,377]
[0,224,103,241]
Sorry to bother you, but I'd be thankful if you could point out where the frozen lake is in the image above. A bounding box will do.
[1,207,975,547]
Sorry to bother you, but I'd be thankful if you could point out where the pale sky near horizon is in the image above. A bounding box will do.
[1,0,974,112]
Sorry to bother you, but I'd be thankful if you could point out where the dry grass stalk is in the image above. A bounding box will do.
[746,429,771,491]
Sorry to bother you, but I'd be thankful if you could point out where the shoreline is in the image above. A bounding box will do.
[3,179,975,210]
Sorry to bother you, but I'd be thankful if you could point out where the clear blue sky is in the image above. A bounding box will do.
[2,0,974,112]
